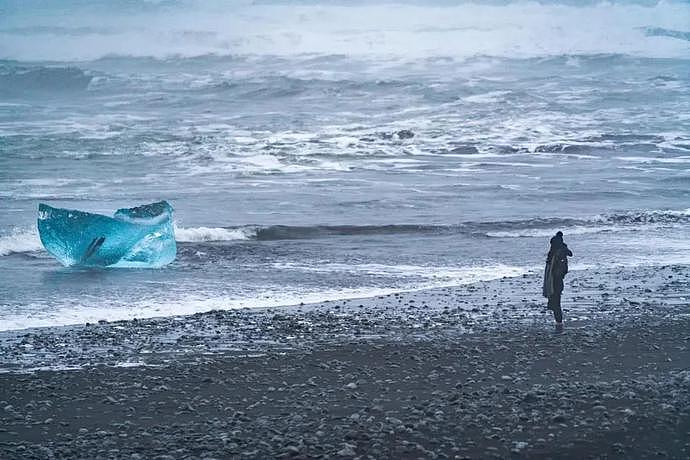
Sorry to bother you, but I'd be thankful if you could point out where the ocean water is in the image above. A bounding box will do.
[0,0,689,331]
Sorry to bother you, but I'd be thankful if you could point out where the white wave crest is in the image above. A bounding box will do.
[0,225,256,257]
[174,225,256,242]
[464,91,512,104]
[593,208,690,224]
[0,229,42,256]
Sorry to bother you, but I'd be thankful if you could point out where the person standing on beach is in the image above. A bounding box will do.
[543,231,573,327]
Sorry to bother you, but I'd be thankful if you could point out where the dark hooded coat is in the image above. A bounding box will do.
[542,235,572,298]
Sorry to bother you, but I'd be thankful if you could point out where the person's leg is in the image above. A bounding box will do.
[552,293,563,323]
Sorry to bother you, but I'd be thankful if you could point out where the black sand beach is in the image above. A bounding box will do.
[1,265,689,459]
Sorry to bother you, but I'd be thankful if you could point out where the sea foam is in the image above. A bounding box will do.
[0,262,531,331]
[0,229,42,256]
[174,225,256,242]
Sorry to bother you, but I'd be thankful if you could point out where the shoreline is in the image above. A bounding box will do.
[1,263,689,458]
[0,265,690,372]
[0,264,688,372]
[2,259,686,334]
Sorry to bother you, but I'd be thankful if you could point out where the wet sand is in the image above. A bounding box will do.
[1,265,689,459]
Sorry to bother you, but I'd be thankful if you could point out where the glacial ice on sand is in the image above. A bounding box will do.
[37,201,176,268]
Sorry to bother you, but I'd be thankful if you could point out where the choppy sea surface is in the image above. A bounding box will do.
[1,0,689,330]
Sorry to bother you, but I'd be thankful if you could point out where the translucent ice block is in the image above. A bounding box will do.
[37,201,176,268]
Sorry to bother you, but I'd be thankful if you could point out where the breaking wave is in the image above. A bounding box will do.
[0,229,42,256]
[174,208,690,243]
[2,208,688,257]
[0,64,92,93]
[174,225,256,242]
[599,208,690,224]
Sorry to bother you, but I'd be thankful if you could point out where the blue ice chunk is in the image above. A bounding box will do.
[37,201,176,268]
